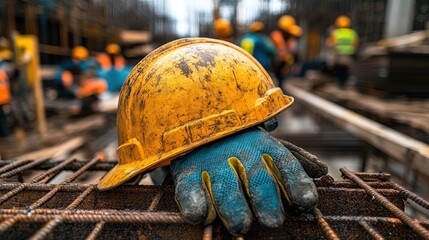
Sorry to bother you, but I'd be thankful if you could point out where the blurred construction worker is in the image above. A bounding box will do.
[327,15,359,88]
[0,65,11,137]
[213,18,234,42]
[55,46,90,98]
[270,15,302,87]
[97,43,129,92]
[0,37,14,79]
[0,37,13,137]
[237,21,276,72]
[71,68,107,116]
[97,38,328,236]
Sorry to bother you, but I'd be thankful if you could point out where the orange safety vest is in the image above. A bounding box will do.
[270,30,295,64]
[76,78,107,98]
[0,70,11,105]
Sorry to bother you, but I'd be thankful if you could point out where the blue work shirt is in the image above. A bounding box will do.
[238,33,276,71]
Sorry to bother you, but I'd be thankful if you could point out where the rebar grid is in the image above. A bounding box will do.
[341,167,429,239]
[0,160,427,239]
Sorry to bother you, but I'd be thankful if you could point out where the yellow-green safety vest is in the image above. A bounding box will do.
[333,28,358,55]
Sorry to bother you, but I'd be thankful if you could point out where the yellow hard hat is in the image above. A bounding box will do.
[71,46,89,60]
[214,18,233,38]
[336,15,351,28]
[278,15,296,32]
[106,43,121,55]
[249,21,265,32]
[97,37,294,190]
[288,25,302,37]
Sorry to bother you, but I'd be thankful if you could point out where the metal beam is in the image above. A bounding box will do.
[285,84,429,176]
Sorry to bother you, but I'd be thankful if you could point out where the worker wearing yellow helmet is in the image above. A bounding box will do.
[213,18,234,42]
[270,15,302,87]
[327,15,359,87]
[238,21,276,72]
[97,38,328,235]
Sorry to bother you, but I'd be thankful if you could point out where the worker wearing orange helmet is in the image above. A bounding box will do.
[270,15,303,87]
[327,15,359,87]
[0,37,12,137]
[213,18,234,42]
[55,46,91,98]
[97,43,129,92]
[237,21,276,72]
[97,38,328,235]
[0,64,11,137]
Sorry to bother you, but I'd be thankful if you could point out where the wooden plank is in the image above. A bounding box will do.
[16,136,85,161]
[286,83,429,176]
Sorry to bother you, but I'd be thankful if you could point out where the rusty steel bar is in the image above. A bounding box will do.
[341,167,429,239]
[359,220,385,240]
[0,218,18,234]
[0,158,77,205]
[202,225,213,240]
[0,212,186,224]
[28,186,97,240]
[29,218,60,240]
[0,160,117,171]
[389,182,429,210]
[30,186,61,209]
[0,158,98,236]
[313,208,341,240]
[30,157,77,183]
[0,160,32,175]
[30,158,100,209]
[148,191,164,212]
[86,221,105,240]
[27,159,101,239]
[352,172,391,181]
[63,157,101,184]
[67,186,96,209]
[0,158,50,179]
[317,187,399,195]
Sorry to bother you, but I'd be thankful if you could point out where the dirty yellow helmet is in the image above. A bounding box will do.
[249,21,265,32]
[288,25,302,37]
[71,46,89,60]
[336,15,351,28]
[278,15,296,32]
[106,43,121,55]
[97,37,294,190]
[214,18,233,38]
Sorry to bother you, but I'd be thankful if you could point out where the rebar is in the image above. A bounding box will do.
[359,220,384,240]
[341,167,429,239]
[390,182,429,210]
[86,221,105,240]
[0,160,32,175]
[313,208,341,240]
[202,225,213,240]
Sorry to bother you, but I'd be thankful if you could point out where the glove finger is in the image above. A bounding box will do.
[229,157,284,228]
[203,167,253,235]
[174,175,208,224]
[279,139,328,178]
[263,150,318,212]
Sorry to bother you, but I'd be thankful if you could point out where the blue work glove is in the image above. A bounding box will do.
[170,128,327,235]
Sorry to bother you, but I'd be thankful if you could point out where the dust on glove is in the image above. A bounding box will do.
[170,128,327,235]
